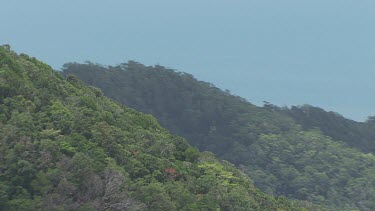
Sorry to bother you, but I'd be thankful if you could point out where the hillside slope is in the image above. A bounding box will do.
[63,61,375,210]
[0,46,317,210]
[279,105,375,153]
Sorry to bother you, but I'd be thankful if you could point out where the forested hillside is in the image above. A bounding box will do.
[0,46,319,210]
[63,61,375,210]
[279,105,375,153]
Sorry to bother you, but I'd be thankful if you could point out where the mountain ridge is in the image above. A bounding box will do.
[63,60,375,210]
[0,46,318,210]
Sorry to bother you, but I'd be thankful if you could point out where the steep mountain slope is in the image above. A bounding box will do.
[63,61,375,210]
[0,46,316,210]
[62,61,298,159]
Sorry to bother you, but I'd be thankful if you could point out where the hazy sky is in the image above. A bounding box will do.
[2,0,374,121]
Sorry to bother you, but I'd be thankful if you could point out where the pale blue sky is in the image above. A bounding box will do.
[1,0,374,121]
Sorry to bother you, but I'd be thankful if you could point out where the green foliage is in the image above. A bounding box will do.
[0,46,313,210]
[281,105,375,153]
[63,60,375,210]
[245,131,375,210]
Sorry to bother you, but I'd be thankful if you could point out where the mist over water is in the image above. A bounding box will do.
[2,0,374,121]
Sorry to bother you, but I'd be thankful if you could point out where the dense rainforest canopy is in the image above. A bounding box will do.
[63,61,375,210]
[0,46,321,210]
[279,105,375,153]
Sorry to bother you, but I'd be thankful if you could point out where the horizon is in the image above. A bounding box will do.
[2,0,374,121]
